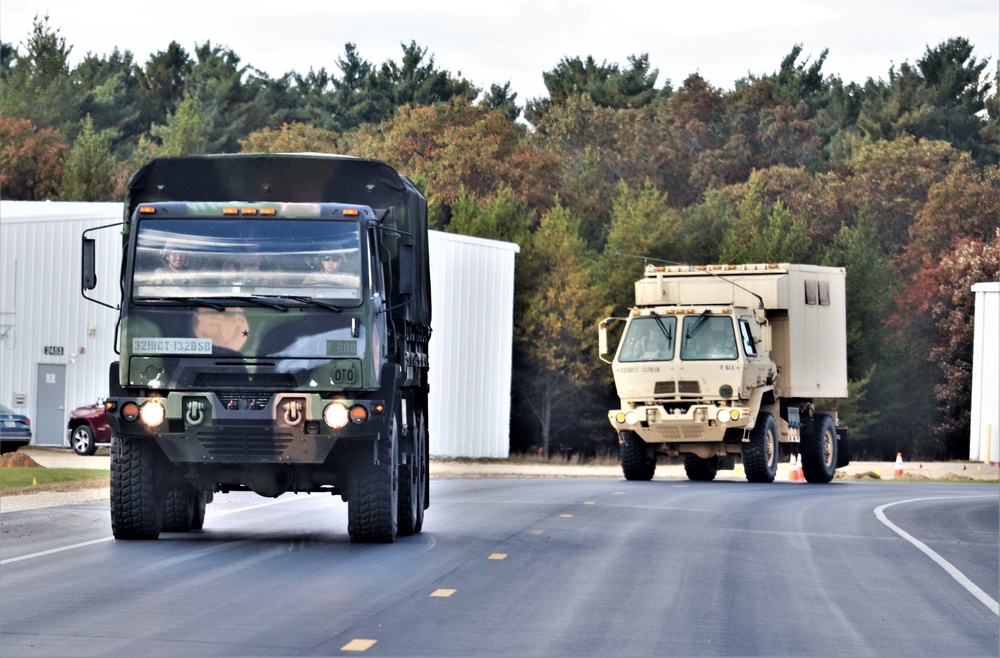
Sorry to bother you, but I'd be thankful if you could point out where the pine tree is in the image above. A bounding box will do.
[56,114,119,200]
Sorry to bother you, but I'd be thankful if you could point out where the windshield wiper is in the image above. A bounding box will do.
[271,295,344,313]
[160,297,228,311]
[654,317,673,342]
[245,295,291,311]
[161,296,289,311]
[685,311,711,339]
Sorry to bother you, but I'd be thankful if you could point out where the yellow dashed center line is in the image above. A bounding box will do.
[528,529,544,535]
[341,639,377,652]
[583,501,596,505]
[430,588,457,597]
[559,514,573,518]
[488,553,507,560]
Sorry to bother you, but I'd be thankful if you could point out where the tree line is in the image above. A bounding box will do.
[2,15,998,460]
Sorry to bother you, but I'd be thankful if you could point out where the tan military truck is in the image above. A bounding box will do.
[599,263,850,483]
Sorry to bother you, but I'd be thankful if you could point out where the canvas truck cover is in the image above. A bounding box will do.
[125,153,431,327]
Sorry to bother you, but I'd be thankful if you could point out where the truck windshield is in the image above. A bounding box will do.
[680,315,738,360]
[131,218,363,302]
[618,317,676,362]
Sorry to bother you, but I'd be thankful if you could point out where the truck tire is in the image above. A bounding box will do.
[191,491,208,530]
[619,431,655,481]
[743,412,778,483]
[398,408,426,537]
[801,413,837,483]
[110,435,163,540]
[683,454,719,481]
[348,417,399,543]
[71,425,97,456]
[162,485,196,532]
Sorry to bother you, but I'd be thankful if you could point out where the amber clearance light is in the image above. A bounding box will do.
[121,402,140,423]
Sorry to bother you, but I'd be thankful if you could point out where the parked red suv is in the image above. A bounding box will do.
[67,400,114,456]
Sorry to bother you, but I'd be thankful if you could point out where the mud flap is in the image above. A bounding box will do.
[836,427,850,467]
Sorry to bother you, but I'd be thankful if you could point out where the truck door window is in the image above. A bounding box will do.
[618,317,676,362]
[739,319,758,357]
[132,218,363,302]
[680,315,738,360]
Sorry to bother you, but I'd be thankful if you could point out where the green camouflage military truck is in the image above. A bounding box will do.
[599,263,850,483]
[82,154,431,542]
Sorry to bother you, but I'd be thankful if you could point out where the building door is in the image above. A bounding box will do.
[34,364,66,446]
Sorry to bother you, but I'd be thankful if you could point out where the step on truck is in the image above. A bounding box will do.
[598,263,850,483]
[82,153,431,541]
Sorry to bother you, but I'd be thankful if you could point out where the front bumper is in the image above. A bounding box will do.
[608,404,751,444]
[106,391,387,464]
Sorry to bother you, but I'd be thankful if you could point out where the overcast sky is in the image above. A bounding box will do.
[2,0,997,102]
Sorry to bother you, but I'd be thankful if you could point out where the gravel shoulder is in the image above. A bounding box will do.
[2,446,997,515]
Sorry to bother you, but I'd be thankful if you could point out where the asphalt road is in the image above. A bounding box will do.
[1,478,997,657]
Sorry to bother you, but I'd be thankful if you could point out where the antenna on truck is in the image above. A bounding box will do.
[619,253,766,309]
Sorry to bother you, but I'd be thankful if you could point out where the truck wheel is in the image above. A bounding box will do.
[801,413,837,483]
[619,431,655,481]
[71,425,97,456]
[743,412,778,483]
[110,435,163,540]
[683,454,719,481]
[398,408,426,537]
[348,417,399,543]
[162,485,196,532]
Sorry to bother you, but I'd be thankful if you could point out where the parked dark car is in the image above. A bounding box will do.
[0,403,32,453]
[67,400,114,456]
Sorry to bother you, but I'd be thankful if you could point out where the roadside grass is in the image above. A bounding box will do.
[0,468,110,495]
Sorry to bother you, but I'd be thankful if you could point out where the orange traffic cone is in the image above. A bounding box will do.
[894,452,904,478]
[796,454,804,481]
[788,455,800,481]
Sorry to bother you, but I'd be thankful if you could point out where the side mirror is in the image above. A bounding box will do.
[81,222,123,311]
[82,238,97,290]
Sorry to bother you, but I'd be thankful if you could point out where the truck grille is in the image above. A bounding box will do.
[197,430,296,461]
[654,381,676,395]
[217,393,271,411]
[678,381,701,394]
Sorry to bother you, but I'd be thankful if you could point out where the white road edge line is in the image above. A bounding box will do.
[875,496,999,616]
[0,495,304,566]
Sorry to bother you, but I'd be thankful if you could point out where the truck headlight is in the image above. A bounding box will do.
[139,400,166,428]
[624,411,639,425]
[716,408,732,423]
[323,402,350,429]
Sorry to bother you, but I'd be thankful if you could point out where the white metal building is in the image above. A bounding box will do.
[970,281,999,464]
[428,232,520,458]
[0,201,518,458]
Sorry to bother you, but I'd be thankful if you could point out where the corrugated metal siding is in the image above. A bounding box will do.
[1,204,521,457]
[427,231,520,458]
[0,202,124,445]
